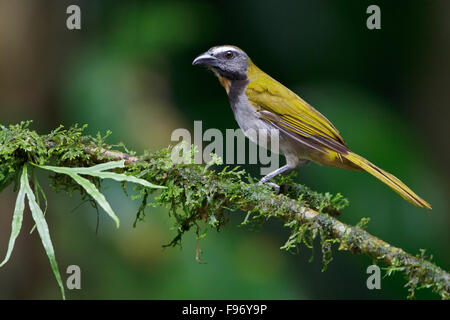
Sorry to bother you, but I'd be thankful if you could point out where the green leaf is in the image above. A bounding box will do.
[0,166,26,267]
[86,171,165,189]
[58,160,125,174]
[38,161,124,175]
[30,171,48,234]
[39,160,165,189]
[37,160,165,228]
[68,173,120,228]
[21,164,65,300]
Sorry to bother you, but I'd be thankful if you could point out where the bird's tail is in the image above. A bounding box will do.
[343,152,431,209]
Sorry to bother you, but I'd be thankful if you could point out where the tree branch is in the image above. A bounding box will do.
[81,146,449,299]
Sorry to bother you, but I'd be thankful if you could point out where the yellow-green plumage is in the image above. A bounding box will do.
[247,62,344,144]
[245,60,431,209]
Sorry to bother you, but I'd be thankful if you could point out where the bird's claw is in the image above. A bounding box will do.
[257,180,280,194]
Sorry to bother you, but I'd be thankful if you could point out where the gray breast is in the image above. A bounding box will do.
[228,80,271,134]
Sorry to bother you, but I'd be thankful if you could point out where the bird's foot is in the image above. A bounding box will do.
[257,180,280,194]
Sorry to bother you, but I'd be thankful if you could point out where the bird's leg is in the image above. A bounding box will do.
[258,164,293,185]
[258,165,293,193]
[258,160,309,193]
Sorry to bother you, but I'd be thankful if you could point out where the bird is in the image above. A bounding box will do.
[192,45,431,209]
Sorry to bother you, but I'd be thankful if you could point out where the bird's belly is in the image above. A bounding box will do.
[230,95,307,166]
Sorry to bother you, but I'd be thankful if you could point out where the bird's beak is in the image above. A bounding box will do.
[192,53,218,66]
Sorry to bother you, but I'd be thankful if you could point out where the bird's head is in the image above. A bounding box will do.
[192,45,250,81]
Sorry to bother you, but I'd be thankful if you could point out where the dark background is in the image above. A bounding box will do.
[0,0,448,299]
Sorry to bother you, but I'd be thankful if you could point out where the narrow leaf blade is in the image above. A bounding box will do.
[0,165,26,267]
[39,161,125,175]
[87,171,166,189]
[80,160,125,172]
[22,164,66,300]
[68,173,120,228]
[38,161,165,189]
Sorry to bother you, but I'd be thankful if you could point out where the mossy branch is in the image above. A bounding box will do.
[84,146,449,299]
[0,121,448,299]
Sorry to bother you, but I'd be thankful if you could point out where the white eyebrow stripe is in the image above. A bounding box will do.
[211,46,238,55]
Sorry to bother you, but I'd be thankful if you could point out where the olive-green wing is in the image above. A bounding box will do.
[246,74,349,154]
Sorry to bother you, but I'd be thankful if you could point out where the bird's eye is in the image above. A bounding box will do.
[225,51,234,59]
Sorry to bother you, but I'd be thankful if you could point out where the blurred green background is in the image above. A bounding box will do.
[0,0,448,299]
